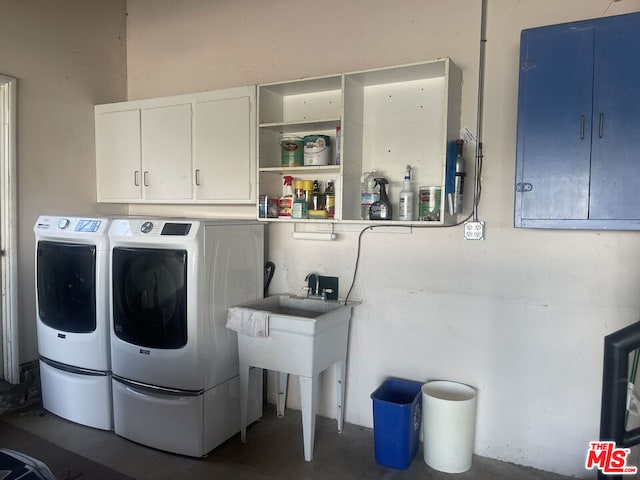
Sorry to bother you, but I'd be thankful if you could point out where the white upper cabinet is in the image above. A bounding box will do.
[95,86,256,204]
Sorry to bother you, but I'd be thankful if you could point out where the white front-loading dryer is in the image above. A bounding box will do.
[34,215,112,430]
[108,218,263,457]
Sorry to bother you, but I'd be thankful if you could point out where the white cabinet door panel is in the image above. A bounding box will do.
[95,109,142,201]
[142,104,193,200]
[194,96,252,202]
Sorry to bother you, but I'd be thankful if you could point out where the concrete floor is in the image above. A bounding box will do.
[2,403,576,480]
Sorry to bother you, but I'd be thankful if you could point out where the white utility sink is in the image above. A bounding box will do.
[235,294,360,462]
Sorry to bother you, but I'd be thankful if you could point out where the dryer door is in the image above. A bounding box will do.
[36,241,96,333]
[112,247,187,349]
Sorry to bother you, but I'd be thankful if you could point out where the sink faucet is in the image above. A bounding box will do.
[304,272,320,298]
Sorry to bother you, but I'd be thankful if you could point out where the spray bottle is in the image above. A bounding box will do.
[360,170,380,220]
[369,178,392,220]
[398,165,415,221]
[278,175,294,218]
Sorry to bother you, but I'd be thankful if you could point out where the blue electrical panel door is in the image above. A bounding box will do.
[590,17,640,221]
[515,26,594,223]
[514,12,640,230]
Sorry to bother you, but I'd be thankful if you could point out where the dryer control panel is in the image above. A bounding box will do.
[136,221,193,236]
[160,223,192,236]
[34,216,107,235]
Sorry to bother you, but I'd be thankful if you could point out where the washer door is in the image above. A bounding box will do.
[112,247,187,349]
[37,241,96,334]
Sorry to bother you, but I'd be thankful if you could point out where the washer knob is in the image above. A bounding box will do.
[57,218,70,229]
[140,221,153,234]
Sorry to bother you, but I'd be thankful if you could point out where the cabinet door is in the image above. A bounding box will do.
[589,17,640,221]
[515,26,594,225]
[193,96,253,202]
[142,104,193,200]
[95,109,142,201]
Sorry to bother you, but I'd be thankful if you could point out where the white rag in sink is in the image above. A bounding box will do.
[226,307,269,337]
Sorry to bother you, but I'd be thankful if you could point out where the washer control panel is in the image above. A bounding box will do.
[35,216,104,234]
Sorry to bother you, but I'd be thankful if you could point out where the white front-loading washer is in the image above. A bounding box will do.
[34,215,112,430]
[108,218,263,457]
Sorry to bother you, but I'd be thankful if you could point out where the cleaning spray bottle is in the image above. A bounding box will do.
[360,170,380,220]
[398,165,415,221]
[278,175,294,218]
[369,177,392,220]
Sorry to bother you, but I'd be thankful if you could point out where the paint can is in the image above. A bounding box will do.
[279,135,304,167]
[259,195,279,218]
[418,186,441,221]
[303,135,331,166]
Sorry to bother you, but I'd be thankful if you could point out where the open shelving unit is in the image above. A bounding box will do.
[257,58,462,225]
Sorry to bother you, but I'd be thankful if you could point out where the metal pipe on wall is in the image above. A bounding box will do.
[472,0,487,222]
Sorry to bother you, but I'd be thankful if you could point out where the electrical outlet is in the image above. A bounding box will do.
[318,276,339,301]
[464,221,485,240]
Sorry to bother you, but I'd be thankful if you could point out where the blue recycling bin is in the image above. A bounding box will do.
[370,378,422,469]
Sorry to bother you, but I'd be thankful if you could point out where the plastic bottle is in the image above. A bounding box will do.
[308,180,327,219]
[335,127,341,165]
[293,179,304,199]
[398,165,415,221]
[291,179,308,219]
[278,175,294,218]
[302,179,314,209]
[454,139,466,214]
[369,178,392,220]
[291,193,308,219]
[325,181,335,219]
[308,180,324,210]
[361,170,380,220]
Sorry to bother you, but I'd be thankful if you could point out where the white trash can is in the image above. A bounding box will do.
[422,380,477,473]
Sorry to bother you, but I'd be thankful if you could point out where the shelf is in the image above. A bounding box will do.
[257,217,446,226]
[259,165,340,174]
[259,118,341,133]
[256,58,462,225]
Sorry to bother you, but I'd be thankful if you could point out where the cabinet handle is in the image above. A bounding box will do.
[599,113,604,138]
[134,170,140,186]
[143,171,149,187]
[195,169,201,186]
[580,114,585,140]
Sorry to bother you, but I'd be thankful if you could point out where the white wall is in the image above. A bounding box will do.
[0,0,128,364]
[124,0,640,476]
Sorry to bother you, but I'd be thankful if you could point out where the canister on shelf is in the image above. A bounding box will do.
[279,135,304,167]
[259,195,278,218]
[418,186,441,221]
[303,135,331,166]
[259,195,268,218]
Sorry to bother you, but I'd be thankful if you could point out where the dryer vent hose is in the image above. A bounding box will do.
[264,261,275,297]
